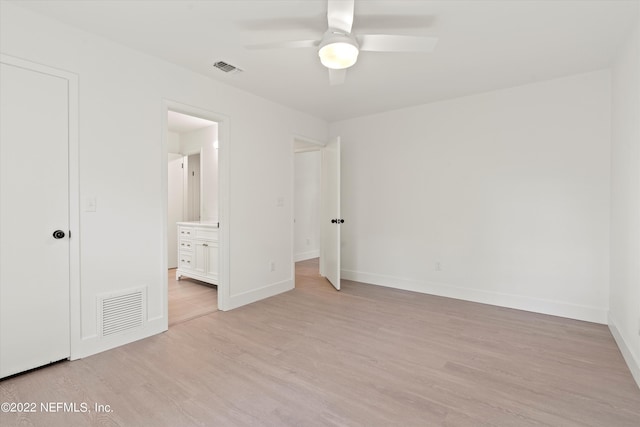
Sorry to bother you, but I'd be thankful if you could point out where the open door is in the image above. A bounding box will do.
[320,136,341,290]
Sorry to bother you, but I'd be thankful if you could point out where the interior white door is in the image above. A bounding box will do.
[320,137,341,290]
[0,62,70,378]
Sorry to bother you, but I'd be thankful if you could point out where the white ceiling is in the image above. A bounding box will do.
[167,110,216,134]
[13,0,639,122]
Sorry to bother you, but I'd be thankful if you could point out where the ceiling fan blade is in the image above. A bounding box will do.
[327,0,354,33]
[245,39,320,50]
[354,15,436,31]
[329,68,347,86]
[356,34,439,52]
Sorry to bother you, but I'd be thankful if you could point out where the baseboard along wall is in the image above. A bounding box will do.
[341,269,608,324]
[608,315,640,390]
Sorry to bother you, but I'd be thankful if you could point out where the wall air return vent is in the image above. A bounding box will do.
[213,61,243,74]
[98,288,147,337]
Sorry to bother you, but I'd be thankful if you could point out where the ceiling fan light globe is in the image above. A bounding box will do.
[319,42,359,69]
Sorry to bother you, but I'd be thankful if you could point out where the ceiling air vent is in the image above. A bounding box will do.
[213,61,243,74]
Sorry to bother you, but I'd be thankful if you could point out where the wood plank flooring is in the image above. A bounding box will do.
[1,258,639,426]
[168,268,217,326]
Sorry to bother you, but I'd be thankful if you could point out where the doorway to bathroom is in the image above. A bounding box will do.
[165,108,221,326]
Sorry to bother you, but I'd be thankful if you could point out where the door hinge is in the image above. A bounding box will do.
[181,163,183,169]
[68,230,71,238]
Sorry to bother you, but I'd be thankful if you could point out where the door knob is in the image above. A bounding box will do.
[331,219,337,223]
[52,230,66,239]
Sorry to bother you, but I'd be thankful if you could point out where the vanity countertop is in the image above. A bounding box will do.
[176,221,219,228]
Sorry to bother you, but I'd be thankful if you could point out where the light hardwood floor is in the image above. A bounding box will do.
[168,268,217,326]
[1,258,639,426]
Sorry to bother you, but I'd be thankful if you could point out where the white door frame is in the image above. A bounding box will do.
[161,100,230,314]
[0,54,81,361]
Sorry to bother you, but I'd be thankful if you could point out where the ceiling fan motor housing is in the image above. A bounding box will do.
[318,29,360,69]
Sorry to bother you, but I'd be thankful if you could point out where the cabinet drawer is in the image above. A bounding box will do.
[195,227,218,241]
[178,227,194,237]
[179,239,193,251]
[179,254,193,269]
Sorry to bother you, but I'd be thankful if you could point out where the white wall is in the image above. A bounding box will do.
[167,131,180,153]
[167,154,184,269]
[330,70,611,324]
[609,20,640,387]
[201,142,219,222]
[294,150,321,261]
[188,126,220,223]
[0,2,327,358]
[180,124,217,155]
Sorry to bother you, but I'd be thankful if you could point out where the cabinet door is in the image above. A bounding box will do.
[205,242,219,278]
[193,242,207,275]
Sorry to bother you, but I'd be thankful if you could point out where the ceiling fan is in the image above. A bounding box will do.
[246,0,439,85]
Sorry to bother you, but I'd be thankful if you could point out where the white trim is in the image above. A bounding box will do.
[290,137,296,289]
[341,269,608,324]
[71,318,166,359]
[0,54,82,361]
[227,279,293,310]
[293,134,326,148]
[608,315,640,389]
[161,100,231,312]
[295,250,320,262]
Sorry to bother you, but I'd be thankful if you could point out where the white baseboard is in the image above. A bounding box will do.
[71,279,295,359]
[294,249,320,262]
[608,315,640,389]
[341,269,608,324]
[71,317,166,360]
[226,278,293,310]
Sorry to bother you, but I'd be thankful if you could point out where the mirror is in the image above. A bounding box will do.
[167,110,219,222]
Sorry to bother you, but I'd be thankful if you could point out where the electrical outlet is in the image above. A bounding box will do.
[269,261,275,272]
